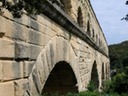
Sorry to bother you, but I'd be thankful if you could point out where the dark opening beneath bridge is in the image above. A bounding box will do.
[42,61,78,95]
[90,61,99,90]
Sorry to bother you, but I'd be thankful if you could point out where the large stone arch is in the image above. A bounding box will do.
[27,36,79,96]
[102,63,105,87]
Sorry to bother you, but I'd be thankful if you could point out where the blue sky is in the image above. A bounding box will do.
[90,0,128,45]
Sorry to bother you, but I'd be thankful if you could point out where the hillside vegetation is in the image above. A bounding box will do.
[108,41,128,94]
[109,41,128,71]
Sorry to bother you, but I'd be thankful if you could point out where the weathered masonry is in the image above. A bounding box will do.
[0,0,110,96]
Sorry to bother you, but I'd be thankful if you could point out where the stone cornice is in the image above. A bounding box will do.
[41,1,109,58]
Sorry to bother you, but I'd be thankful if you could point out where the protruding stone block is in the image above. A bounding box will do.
[29,45,42,60]
[24,61,35,77]
[2,61,23,81]
[0,81,14,96]
[0,16,6,34]
[14,79,29,96]
[28,74,40,96]
[15,42,30,59]
[0,39,15,58]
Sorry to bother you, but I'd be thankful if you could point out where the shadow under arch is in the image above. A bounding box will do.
[77,7,83,27]
[102,63,105,87]
[87,21,91,36]
[90,61,99,90]
[42,61,78,95]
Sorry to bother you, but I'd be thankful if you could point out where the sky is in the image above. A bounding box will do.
[90,0,128,45]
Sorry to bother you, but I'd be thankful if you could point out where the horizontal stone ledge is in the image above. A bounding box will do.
[0,57,36,61]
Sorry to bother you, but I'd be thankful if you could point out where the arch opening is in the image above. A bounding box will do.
[42,61,78,95]
[102,63,105,80]
[102,63,105,87]
[90,61,99,90]
[77,7,83,27]
[87,21,91,36]
[92,29,95,39]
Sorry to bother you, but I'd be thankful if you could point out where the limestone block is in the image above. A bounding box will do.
[69,45,78,72]
[57,28,70,40]
[5,19,29,41]
[63,40,70,61]
[29,45,42,60]
[2,8,13,19]
[45,43,52,71]
[30,19,40,31]
[32,67,43,93]
[12,23,29,41]
[28,29,51,46]
[38,24,45,33]
[70,13,77,22]
[24,61,35,77]
[70,34,77,41]
[0,39,15,58]
[79,45,85,52]
[77,38,82,44]
[44,27,56,37]
[40,50,50,79]
[14,79,29,96]
[15,42,30,59]
[48,41,57,68]
[79,56,85,63]
[50,37,57,65]
[79,51,87,58]
[36,14,52,28]
[0,16,6,34]
[14,14,30,27]
[70,39,79,50]
[44,16,52,28]
[36,15,46,26]
[56,37,65,62]
[28,74,40,96]
[36,55,46,85]
[0,81,14,96]
[73,48,79,57]
[5,19,13,36]
[2,61,23,81]
[0,62,3,80]
[51,21,60,32]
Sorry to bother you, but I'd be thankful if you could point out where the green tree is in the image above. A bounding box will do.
[108,41,128,94]
[122,1,128,21]
[0,0,46,17]
[109,41,128,72]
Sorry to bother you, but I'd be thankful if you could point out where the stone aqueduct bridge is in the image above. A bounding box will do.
[0,0,110,96]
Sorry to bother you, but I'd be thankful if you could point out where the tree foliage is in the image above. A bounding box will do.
[121,1,128,21]
[0,0,46,17]
[109,41,128,70]
[108,41,128,94]
[105,73,128,94]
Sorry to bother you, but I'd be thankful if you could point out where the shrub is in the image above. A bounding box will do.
[87,81,98,92]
